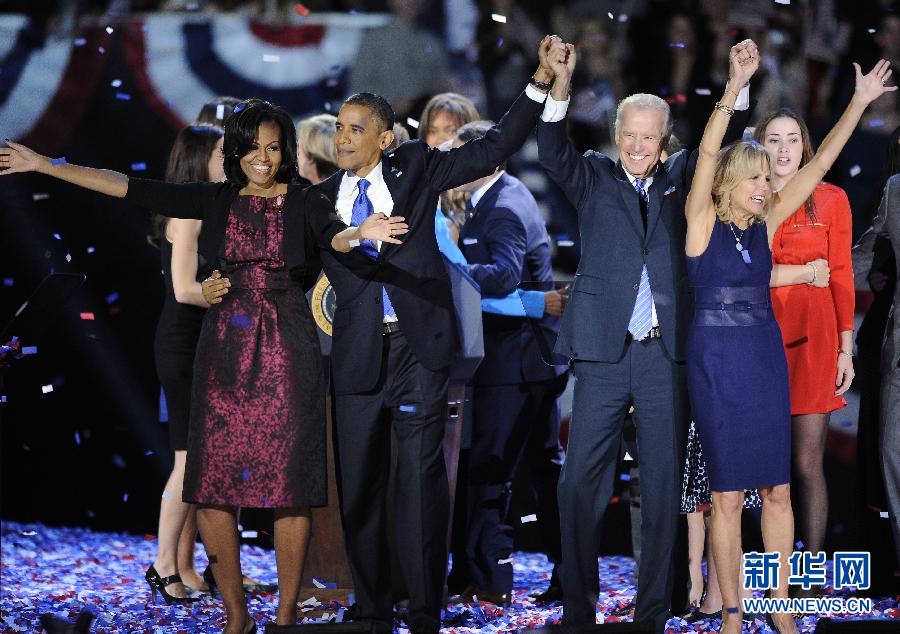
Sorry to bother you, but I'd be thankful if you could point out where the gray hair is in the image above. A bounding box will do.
[613,93,673,141]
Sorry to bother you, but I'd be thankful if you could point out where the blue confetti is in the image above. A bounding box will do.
[868,119,885,127]
[2,278,13,287]
[144,450,153,456]
[111,454,126,469]
[669,42,686,47]
[130,162,147,171]
[619,473,631,481]
[122,493,128,502]
[74,431,81,445]
[106,291,119,304]
[73,38,86,46]
[51,157,67,166]
[52,233,61,240]
[21,346,37,355]
[115,92,131,101]
[231,313,251,328]
[242,468,251,481]
[399,404,417,413]
[1,395,6,403]
[86,246,95,254]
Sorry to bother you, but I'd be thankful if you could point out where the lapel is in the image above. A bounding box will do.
[646,162,667,241]
[614,161,645,242]
[379,153,404,261]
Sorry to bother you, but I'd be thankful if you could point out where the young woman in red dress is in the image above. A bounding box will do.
[755,109,856,579]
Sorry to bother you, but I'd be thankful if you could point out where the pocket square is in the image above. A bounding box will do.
[463,238,478,245]
[664,186,677,196]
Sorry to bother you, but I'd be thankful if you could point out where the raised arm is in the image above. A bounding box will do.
[535,42,597,210]
[768,60,896,237]
[1,140,128,197]
[685,40,759,256]
[424,36,562,192]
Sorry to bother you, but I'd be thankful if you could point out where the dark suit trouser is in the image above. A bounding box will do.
[558,338,686,631]
[333,331,449,634]
[460,372,568,593]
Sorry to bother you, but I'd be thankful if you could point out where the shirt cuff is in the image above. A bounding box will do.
[524,83,547,104]
[540,92,570,123]
[734,84,750,111]
[518,289,546,319]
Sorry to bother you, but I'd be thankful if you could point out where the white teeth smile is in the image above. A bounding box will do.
[629,154,647,161]
[751,195,764,202]
[252,165,270,173]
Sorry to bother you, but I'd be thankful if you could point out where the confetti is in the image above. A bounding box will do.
[617,14,628,22]
[669,42,686,48]
[52,233,62,240]
[263,54,281,63]
[294,3,310,16]
[86,246,95,254]
[881,511,889,518]
[105,26,114,34]
[497,38,504,47]
[406,117,419,129]
[32,193,49,201]
[240,530,258,538]
[242,468,251,481]
[849,165,861,177]
[144,450,153,456]
[619,473,631,481]
[775,0,790,4]
[231,313,251,328]
[41,384,53,394]
[130,162,147,171]
[115,92,131,101]
[79,313,95,320]
[868,28,876,34]
[868,119,885,127]
[491,13,506,23]
[216,104,225,120]
[161,492,173,499]
[21,346,37,355]
[51,157,67,166]
[111,79,122,88]
[3,278,13,287]
[106,292,119,304]
[65,253,72,262]
[98,47,105,54]
[624,451,633,461]
[695,88,711,95]
[520,514,537,523]
[607,11,614,19]
[122,493,128,502]
[111,455,126,469]
[73,38,86,46]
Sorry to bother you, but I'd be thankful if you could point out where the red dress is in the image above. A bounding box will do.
[770,183,855,415]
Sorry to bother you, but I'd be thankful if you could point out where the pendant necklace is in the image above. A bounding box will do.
[728,222,752,265]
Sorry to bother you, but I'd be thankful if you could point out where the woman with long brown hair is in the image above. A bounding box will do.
[754,108,856,591]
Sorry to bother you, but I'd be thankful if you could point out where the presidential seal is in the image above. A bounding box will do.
[310,274,336,337]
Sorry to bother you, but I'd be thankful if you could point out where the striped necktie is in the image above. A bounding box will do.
[350,179,395,319]
[627,178,653,340]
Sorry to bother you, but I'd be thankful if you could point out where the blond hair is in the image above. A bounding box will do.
[711,141,772,225]
[297,113,338,179]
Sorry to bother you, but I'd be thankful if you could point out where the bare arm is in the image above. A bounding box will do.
[0,140,128,197]
[168,219,209,308]
[685,40,759,256]
[768,60,896,238]
[770,259,830,288]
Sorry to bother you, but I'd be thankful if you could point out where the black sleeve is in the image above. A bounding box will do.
[422,89,544,192]
[305,185,347,250]
[124,178,222,219]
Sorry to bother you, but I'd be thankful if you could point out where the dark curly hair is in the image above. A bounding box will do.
[223,98,298,186]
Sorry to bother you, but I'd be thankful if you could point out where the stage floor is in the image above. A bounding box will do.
[1,522,896,632]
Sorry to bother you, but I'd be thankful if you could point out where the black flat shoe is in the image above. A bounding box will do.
[682,608,722,623]
[145,565,201,605]
[530,583,563,605]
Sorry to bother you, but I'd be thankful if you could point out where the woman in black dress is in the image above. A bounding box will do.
[149,124,225,602]
[1,100,407,633]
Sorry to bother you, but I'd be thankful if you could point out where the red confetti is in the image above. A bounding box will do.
[79,312,95,320]
[294,3,310,15]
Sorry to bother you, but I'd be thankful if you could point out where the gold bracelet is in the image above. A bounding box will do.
[838,350,853,359]
[714,101,735,116]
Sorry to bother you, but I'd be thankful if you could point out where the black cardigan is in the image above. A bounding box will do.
[126,178,346,286]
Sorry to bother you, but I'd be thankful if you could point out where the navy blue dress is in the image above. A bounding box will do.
[686,220,791,492]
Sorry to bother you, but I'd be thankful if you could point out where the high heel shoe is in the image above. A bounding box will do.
[202,565,219,598]
[145,565,201,605]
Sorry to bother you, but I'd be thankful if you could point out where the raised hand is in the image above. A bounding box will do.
[0,140,46,175]
[728,39,759,89]
[359,213,409,245]
[547,39,574,79]
[537,35,559,75]
[852,59,897,107]
[202,270,231,305]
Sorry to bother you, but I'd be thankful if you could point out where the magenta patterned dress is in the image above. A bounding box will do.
[183,194,327,508]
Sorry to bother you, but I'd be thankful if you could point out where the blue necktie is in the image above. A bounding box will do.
[627,178,653,340]
[350,179,395,319]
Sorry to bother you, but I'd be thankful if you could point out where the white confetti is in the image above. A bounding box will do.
[32,193,49,201]
[608,11,614,20]
[240,530,258,538]
[406,117,419,129]
[263,54,281,63]
[624,451,634,461]
[695,88,711,96]
[617,13,628,22]
[105,26,114,34]
[497,558,513,565]
[111,79,122,87]
[41,384,53,394]
[216,104,225,120]
[774,0,790,4]
[881,511,889,518]
[65,253,72,262]
[849,165,861,177]
[868,28,876,34]
[520,514,537,523]
[490,13,506,23]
